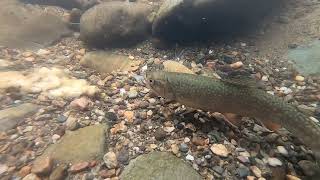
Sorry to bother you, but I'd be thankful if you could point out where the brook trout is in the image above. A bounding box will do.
[146,71,320,160]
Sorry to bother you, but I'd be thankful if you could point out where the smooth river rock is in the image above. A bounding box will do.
[120,152,202,180]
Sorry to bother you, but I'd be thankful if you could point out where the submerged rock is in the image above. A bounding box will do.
[0,0,70,49]
[37,124,106,163]
[80,1,151,48]
[152,0,279,43]
[120,152,202,180]
[0,103,39,132]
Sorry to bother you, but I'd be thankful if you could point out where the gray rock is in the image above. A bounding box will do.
[38,124,106,163]
[80,2,151,48]
[179,143,189,153]
[237,166,250,178]
[0,0,71,50]
[0,103,39,132]
[298,160,318,176]
[128,89,138,99]
[120,152,202,180]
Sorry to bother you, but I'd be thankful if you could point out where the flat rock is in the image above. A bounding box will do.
[120,152,202,180]
[80,51,141,77]
[0,0,71,50]
[80,1,151,48]
[0,103,39,132]
[37,124,106,164]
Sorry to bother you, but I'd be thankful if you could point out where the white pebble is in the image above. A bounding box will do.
[186,154,194,161]
[277,146,288,156]
[184,137,190,143]
[267,157,283,167]
[52,134,61,143]
[261,75,268,81]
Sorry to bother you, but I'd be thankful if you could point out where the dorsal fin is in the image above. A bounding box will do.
[220,70,258,88]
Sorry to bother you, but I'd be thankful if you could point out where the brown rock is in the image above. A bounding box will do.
[286,175,301,180]
[123,111,134,123]
[31,157,54,175]
[191,136,208,146]
[69,162,89,173]
[70,97,92,110]
[22,173,41,180]
[99,169,116,178]
[49,164,68,180]
[18,166,32,178]
[210,144,229,157]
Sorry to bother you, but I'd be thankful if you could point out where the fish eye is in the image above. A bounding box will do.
[149,79,154,84]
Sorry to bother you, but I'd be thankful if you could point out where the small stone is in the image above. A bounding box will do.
[179,143,189,153]
[286,174,301,180]
[212,166,224,174]
[267,157,282,167]
[37,49,51,56]
[298,160,318,176]
[192,136,208,146]
[0,164,8,175]
[128,90,138,99]
[250,166,262,178]
[148,98,156,104]
[237,156,250,163]
[23,126,33,132]
[277,146,288,156]
[237,166,250,178]
[52,134,61,143]
[184,137,191,143]
[210,144,229,157]
[22,173,41,180]
[103,152,118,169]
[69,162,89,173]
[19,166,32,178]
[163,126,175,133]
[186,154,194,161]
[129,55,135,60]
[22,51,33,57]
[49,164,68,180]
[65,116,79,131]
[105,112,118,122]
[100,169,116,178]
[110,121,127,134]
[155,129,167,141]
[147,110,153,116]
[261,75,268,81]
[117,148,129,165]
[31,157,53,175]
[295,75,305,82]
[230,61,243,69]
[124,111,134,123]
[247,176,255,180]
[171,144,179,155]
[56,115,67,123]
[25,57,35,62]
[150,144,158,149]
[70,97,91,110]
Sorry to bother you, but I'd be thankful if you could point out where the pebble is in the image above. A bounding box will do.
[56,115,67,123]
[184,137,191,143]
[171,144,179,155]
[99,169,116,178]
[70,97,91,110]
[247,176,255,180]
[124,111,134,123]
[147,110,153,116]
[210,144,229,157]
[250,166,262,178]
[295,75,305,82]
[19,166,32,178]
[128,90,138,99]
[286,174,301,180]
[237,156,250,163]
[0,164,8,175]
[192,136,208,146]
[237,166,250,178]
[163,126,175,133]
[31,157,53,175]
[49,164,68,180]
[267,157,283,167]
[298,160,318,176]
[105,112,118,122]
[103,152,118,169]
[23,126,33,132]
[276,146,288,156]
[212,166,224,174]
[65,116,79,131]
[261,75,268,81]
[52,134,61,143]
[37,49,51,56]
[186,154,195,161]
[69,162,89,173]
[230,61,243,69]
[110,121,127,134]
[155,129,167,141]
[22,173,41,180]
[179,143,189,153]
[117,148,129,165]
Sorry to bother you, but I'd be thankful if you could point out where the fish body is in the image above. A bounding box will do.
[146,71,320,159]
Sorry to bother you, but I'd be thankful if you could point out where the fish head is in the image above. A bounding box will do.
[145,71,175,100]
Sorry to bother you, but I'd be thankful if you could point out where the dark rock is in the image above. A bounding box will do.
[298,160,318,176]
[56,115,67,123]
[117,148,130,165]
[236,166,250,178]
[105,112,118,122]
[179,143,189,153]
[212,166,224,174]
[154,129,167,141]
[80,2,152,48]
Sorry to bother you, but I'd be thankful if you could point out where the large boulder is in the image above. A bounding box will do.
[152,0,281,43]
[120,152,202,180]
[20,0,98,10]
[80,2,152,48]
[0,0,71,50]
[38,124,106,163]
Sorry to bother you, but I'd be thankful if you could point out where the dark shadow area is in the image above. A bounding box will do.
[153,0,286,44]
